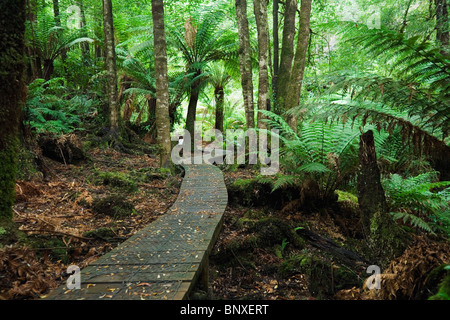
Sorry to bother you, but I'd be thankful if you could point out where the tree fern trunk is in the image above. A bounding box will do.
[185,83,200,145]
[214,86,224,133]
[152,0,172,168]
[0,0,26,219]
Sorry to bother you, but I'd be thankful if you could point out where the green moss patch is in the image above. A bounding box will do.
[91,194,136,219]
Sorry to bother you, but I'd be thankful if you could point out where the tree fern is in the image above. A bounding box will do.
[311,26,450,161]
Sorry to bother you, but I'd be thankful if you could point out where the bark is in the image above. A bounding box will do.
[214,86,225,133]
[43,59,54,82]
[185,83,200,140]
[0,0,26,219]
[151,0,172,168]
[284,0,311,130]
[277,0,297,110]
[26,0,41,80]
[53,0,67,70]
[272,0,279,102]
[102,0,120,132]
[253,0,270,129]
[78,0,91,61]
[296,228,369,267]
[357,130,409,267]
[435,0,449,54]
[235,0,255,129]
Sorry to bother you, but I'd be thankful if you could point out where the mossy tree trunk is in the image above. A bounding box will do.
[235,0,255,129]
[284,0,311,131]
[102,0,120,134]
[253,0,269,130]
[152,0,173,168]
[277,0,296,111]
[357,130,408,267]
[0,0,27,219]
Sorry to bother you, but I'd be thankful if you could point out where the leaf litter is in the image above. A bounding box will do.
[1,147,181,300]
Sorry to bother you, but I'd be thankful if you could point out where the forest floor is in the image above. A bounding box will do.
[1,138,449,300]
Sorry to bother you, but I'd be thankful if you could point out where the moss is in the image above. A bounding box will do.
[16,145,42,181]
[0,137,19,219]
[368,210,411,267]
[250,217,305,249]
[26,235,69,263]
[429,273,450,300]
[91,194,136,219]
[129,167,171,183]
[335,190,358,204]
[0,217,28,247]
[227,178,299,209]
[89,170,138,192]
[427,265,450,300]
[83,227,116,240]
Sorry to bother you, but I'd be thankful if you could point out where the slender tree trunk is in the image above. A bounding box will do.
[152,0,172,168]
[26,0,41,80]
[284,0,311,130]
[78,0,91,61]
[102,0,120,133]
[235,0,255,129]
[357,130,409,267]
[277,0,297,111]
[94,3,104,60]
[435,0,449,54]
[253,0,270,129]
[53,0,67,71]
[214,86,225,133]
[0,0,26,219]
[272,0,279,104]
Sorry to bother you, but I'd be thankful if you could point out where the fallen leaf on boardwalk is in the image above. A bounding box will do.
[137,283,151,287]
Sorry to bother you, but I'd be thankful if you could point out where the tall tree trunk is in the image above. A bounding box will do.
[0,0,26,219]
[277,0,297,111]
[102,0,120,133]
[78,0,91,61]
[53,0,67,71]
[253,0,270,129]
[26,0,41,80]
[284,0,311,130]
[94,3,104,60]
[214,86,225,133]
[272,0,279,104]
[357,130,409,267]
[235,0,255,129]
[152,0,172,168]
[435,0,449,54]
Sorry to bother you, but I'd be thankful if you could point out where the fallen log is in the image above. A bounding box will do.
[295,227,370,268]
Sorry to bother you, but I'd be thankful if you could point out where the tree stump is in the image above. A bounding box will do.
[357,130,409,267]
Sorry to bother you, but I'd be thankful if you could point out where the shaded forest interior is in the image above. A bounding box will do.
[0,0,449,301]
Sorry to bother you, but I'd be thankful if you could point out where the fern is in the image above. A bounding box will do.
[310,26,450,161]
[383,172,450,235]
[259,110,361,197]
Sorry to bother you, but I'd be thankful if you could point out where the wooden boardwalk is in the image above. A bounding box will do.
[45,164,227,300]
